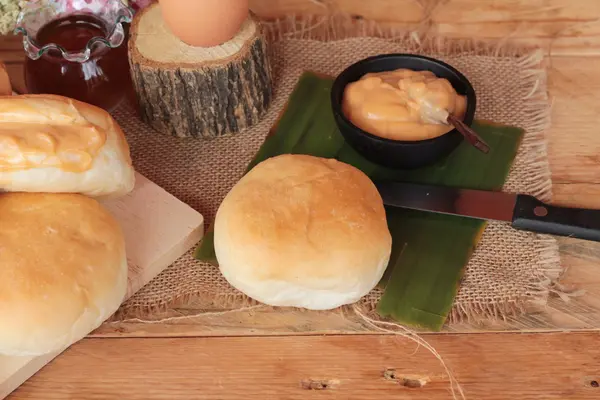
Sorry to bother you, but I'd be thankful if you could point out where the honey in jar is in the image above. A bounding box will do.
[16,1,134,112]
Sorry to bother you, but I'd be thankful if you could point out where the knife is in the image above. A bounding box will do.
[374,181,600,242]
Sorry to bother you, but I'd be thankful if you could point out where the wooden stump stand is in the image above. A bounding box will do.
[128,3,273,139]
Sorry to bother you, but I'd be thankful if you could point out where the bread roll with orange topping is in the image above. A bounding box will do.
[0,61,11,95]
[0,94,135,199]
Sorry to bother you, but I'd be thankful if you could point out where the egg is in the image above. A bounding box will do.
[158,0,249,47]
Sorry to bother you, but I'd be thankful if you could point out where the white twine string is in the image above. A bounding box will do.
[115,304,267,324]
[352,305,466,400]
[115,303,465,399]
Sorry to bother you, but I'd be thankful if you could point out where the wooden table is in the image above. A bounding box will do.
[2,1,600,398]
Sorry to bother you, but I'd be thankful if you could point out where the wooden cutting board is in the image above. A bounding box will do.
[0,171,205,399]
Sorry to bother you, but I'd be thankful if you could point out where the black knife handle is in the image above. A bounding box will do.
[512,194,600,242]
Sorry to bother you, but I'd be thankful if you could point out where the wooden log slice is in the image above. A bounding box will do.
[128,3,273,139]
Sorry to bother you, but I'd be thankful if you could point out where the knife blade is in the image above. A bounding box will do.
[374,181,600,242]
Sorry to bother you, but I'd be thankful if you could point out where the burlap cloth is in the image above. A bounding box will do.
[110,15,561,325]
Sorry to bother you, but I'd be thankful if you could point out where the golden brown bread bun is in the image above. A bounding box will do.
[0,193,128,356]
[0,94,135,199]
[0,61,11,95]
[214,154,392,310]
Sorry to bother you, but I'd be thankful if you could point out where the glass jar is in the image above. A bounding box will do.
[15,0,134,112]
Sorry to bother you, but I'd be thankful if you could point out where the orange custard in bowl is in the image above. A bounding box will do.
[341,69,467,141]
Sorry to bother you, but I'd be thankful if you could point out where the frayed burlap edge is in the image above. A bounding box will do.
[263,13,561,325]
[112,13,563,328]
[448,236,563,325]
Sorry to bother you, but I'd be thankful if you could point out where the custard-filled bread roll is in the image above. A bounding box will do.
[0,61,11,95]
[0,94,135,199]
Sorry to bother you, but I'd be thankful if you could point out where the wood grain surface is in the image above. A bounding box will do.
[2,1,600,398]
[248,0,600,56]
[8,332,600,399]
[1,0,599,59]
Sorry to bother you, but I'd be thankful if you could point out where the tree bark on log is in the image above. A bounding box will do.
[128,4,273,139]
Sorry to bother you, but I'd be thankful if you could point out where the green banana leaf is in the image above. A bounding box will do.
[194,71,524,331]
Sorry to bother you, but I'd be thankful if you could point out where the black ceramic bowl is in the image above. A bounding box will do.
[331,54,476,169]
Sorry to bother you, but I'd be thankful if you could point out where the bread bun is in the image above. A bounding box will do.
[0,61,11,95]
[0,94,135,199]
[214,154,392,310]
[0,193,128,356]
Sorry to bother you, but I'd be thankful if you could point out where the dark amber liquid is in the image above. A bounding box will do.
[25,14,132,112]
